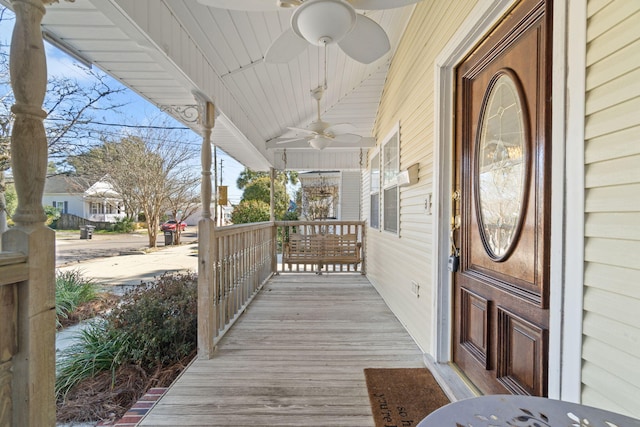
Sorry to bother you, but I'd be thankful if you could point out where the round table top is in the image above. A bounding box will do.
[417,394,640,426]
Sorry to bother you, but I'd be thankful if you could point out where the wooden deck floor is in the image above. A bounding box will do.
[139,274,425,427]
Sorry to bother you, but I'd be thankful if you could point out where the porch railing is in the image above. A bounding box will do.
[198,220,366,358]
[0,252,28,426]
[198,221,276,357]
[275,220,366,274]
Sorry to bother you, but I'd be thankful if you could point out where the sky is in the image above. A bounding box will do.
[0,8,245,204]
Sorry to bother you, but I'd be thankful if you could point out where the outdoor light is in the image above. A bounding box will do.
[292,0,357,46]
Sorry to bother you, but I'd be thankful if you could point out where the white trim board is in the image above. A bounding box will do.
[555,0,586,403]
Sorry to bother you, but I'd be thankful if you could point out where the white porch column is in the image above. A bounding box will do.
[269,167,275,222]
[2,0,56,425]
[269,168,277,272]
[197,101,217,359]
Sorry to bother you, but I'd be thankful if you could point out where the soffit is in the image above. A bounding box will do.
[24,0,416,170]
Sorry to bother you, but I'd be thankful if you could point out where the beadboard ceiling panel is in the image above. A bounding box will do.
[11,0,417,170]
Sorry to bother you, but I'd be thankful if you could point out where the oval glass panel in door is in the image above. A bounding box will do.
[476,72,529,260]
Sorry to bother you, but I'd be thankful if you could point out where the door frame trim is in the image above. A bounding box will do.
[431,0,586,401]
[554,0,587,403]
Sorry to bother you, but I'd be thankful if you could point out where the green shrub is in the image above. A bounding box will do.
[108,272,197,368]
[55,272,198,403]
[56,270,99,328]
[231,199,270,224]
[282,210,299,221]
[44,205,61,226]
[112,217,136,233]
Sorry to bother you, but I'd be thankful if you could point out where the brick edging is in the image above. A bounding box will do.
[97,387,168,427]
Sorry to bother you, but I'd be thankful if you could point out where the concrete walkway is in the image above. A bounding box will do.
[57,243,199,292]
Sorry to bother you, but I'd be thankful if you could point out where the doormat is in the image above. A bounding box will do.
[364,368,450,427]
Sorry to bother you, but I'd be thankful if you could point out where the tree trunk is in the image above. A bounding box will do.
[147,215,158,247]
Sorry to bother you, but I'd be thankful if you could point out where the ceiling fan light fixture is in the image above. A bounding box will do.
[310,135,331,150]
[291,0,356,46]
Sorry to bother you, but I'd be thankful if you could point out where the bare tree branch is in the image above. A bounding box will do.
[69,123,199,247]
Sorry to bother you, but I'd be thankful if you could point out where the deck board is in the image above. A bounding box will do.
[139,274,424,427]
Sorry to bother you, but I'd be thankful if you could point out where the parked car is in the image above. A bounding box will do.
[160,220,186,232]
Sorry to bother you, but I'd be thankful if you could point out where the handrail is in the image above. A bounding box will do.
[0,251,28,286]
[213,221,273,236]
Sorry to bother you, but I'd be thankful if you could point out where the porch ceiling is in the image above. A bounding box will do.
[24,0,416,171]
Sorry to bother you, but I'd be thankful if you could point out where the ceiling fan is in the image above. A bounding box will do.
[266,86,374,150]
[197,0,422,64]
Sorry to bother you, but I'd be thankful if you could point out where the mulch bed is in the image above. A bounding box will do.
[364,368,450,427]
[56,352,195,424]
[57,293,121,330]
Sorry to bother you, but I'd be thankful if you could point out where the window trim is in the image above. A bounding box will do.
[381,124,400,234]
[369,148,381,229]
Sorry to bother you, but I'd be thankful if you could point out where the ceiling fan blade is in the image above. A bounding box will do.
[276,137,309,144]
[348,0,422,10]
[266,137,309,149]
[332,133,362,144]
[197,0,281,11]
[265,28,309,63]
[338,14,390,64]
[325,123,357,135]
[287,126,317,135]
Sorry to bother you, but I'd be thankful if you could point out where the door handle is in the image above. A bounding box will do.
[449,191,461,272]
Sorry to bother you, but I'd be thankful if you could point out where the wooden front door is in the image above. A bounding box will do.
[452,0,552,396]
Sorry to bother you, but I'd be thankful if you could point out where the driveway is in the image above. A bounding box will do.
[55,227,197,267]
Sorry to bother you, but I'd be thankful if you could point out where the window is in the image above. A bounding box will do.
[382,128,399,233]
[369,152,380,229]
[105,203,120,214]
[52,201,68,214]
[90,202,102,215]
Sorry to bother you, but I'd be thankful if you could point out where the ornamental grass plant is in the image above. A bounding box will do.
[55,270,99,328]
[55,272,198,423]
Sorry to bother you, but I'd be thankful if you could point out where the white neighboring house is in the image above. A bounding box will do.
[298,171,361,221]
[43,175,125,223]
[186,203,234,226]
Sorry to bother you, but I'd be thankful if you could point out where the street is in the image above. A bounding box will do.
[55,227,198,267]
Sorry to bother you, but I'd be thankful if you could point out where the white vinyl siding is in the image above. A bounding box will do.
[366,0,477,352]
[582,0,640,418]
[340,171,361,221]
[42,193,84,218]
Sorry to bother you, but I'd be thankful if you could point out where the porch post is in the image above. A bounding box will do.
[269,168,277,272]
[269,167,275,221]
[197,100,217,359]
[2,0,56,425]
